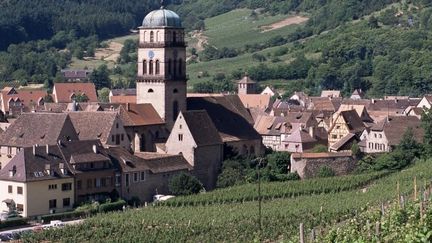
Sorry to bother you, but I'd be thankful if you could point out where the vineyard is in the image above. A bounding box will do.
[160,171,389,206]
[23,160,432,242]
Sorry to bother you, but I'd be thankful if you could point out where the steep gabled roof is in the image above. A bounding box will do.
[373,116,424,146]
[284,129,316,143]
[53,83,98,103]
[67,112,119,144]
[339,110,365,135]
[187,95,261,142]
[118,103,164,126]
[0,113,78,147]
[1,87,47,111]
[181,110,222,146]
[238,94,272,111]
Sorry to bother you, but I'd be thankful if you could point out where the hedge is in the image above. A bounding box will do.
[98,200,127,213]
[0,218,28,229]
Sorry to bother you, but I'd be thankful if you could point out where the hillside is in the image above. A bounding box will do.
[24,160,432,242]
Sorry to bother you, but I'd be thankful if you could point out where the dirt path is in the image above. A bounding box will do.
[191,30,209,52]
[261,16,309,32]
[93,41,123,62]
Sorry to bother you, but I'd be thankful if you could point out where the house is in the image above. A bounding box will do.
[270,99,304,116]
[367,98,420,121]
[187,94,264,157]
[261,86,278,97]
[166,111,223,189]
[360,116,424,153]
[254,115,292,151]
[308,97,342,112]
[321,90,341,98]
[109,89,137,104]
[0,145,74,217]
[350,89,365,100]
[0,87,47,115]
[285,111,318,129]
[290,92,309,107]
[108,147,191,202]
[61,69,92,82]
[52,83,98,103]
[417,95,432,109]
[290,151,356,179]
[333,104,374,124]
[0,113,79,168]
[57,140,118,204]
[117,103,167,152]
[328,110,365,151]
[405,106,423,119]
[68,112,130,149]
[282,128,319,153]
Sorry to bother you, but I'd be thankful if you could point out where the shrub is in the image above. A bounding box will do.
[99,200,127,213]
[318,166,336,178]
[40,211,85,223]
[0,218,28,229]
[169,173,203,195]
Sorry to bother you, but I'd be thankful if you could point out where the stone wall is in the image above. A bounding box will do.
[291,154,357,179]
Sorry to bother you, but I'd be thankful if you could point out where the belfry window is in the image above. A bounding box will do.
[167,59,172,75]
[149,60,154,75]
[155,60,160,75]
[173,32,177,43]
[143,60,147,74]
[173,59,177,77]
[173,101,179,121]
[150,31,154,43]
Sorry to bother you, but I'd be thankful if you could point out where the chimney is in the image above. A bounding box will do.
[46,144,49,155]
[309,126,314,138]
[32,145,36,156]
[45,164,51,176]
[92,144,98,154]
[126,103,130,111]
[59,163,67,175]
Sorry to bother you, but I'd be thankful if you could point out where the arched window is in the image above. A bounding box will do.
[143,60,147,74]
[173,88,178,94]
[167,59,172,75]
[150,31,154,43]
[155,60,160,75]
[173,32,177,43]
[149,60,153,74]
[173,101,179,121]
[178,59,182,76]
[148,89,154,93]
[173,59,177,77]
[140,134,146,152]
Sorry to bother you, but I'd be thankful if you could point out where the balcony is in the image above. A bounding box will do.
[136,74,188,82]
[139,42,187,48]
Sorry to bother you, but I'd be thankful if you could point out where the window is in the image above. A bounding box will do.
[149,60,154,75]
[374,133,377,138]
[150,31,154,42]
[148,89,154,93]
[134,172,138,182]
[112,135,115,142]
[87,179,92,189]
[141,171,145,181]
[116,134,120,145]
[173,101,179,122]
[173,31,177,42]
[101,178,106,187]
[332,134,337,139]
[178,134,183,141]
[179,124,182,129]
[61,183,72,191]
[121,134,124,141]
[77,180,82,190]
[143,60,147,74]
[116,123,119,129]
[167,59,172,75]
[116,174,121,186]
[8,185,12,193]
[173,59,177,77]
[155,60,160,74]
[125,174,130,187]
[379,134,382,138]
[95,178,101,188]
[49,199,57,209]
[49,184,57,190]
[336,126,340,129]
[16,204,23,212]
[63,198,70,207]
[17,186,23,195]
[173,89,178,94]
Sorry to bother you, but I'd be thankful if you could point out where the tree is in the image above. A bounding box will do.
[368,16,379,29]
[91,64,111,89]
[310,144,328,153]
[98,87,110,103]
[75,93,89,102]
[168,173,203,196]
[266,152,290,174]
[421,108,432,156]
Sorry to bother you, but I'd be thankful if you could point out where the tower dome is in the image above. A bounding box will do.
[142,8,182,28]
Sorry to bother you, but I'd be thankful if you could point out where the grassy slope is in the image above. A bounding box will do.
[26,161,432,242]
[203,9,305,49]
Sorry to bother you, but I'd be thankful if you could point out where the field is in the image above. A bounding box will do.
[202,9,307,49]
[25,160,432,242]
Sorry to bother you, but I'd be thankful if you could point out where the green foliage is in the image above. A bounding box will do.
[317,166,336,178]
[98,200,127,213]
[23,161,432,242]
[169,173,203,196]
[266,152,290,174]
[0,218,28,229]
[310,144,328,153]
[74,93,89,103]
[421,108,432,156]
[90,64,111,89]
[98,87,110,103]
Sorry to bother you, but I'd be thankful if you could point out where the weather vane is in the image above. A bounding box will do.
[160,0,165,9]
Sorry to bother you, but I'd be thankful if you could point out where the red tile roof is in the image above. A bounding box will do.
[0,87,47,112]
[53,83,97,103]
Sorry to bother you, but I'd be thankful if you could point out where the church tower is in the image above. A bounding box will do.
[137,4,187,130]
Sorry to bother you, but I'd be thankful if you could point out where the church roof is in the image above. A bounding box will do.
[142,8,182,28]
[238,74,256,84]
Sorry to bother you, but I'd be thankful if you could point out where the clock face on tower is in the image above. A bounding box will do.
[148,50,155,59]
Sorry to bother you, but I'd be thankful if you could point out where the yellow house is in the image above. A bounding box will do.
[328,110,365,151]
[0,146,74,217]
